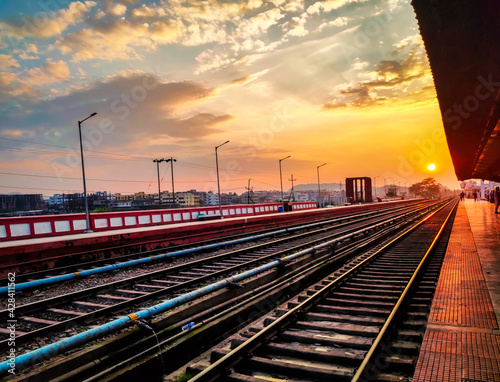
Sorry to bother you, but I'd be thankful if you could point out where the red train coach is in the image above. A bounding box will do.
[0,202,317,242]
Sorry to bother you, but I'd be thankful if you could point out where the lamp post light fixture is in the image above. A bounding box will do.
[215,140,229,218]
[153,158,165,206]
[279,155,291,211]
[317,163,326,208]
[78,112,97,233]
[165,157,177,206]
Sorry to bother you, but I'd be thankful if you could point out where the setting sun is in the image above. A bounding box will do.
[428,164,436,171]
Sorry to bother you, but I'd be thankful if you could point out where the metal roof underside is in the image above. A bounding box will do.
[412,0,500,182]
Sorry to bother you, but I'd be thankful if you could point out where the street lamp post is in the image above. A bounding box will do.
[279,155,291,211]
[78,112,97,233]
[165,157,176,206]
[317,163,326,208]
[215,140,229,218]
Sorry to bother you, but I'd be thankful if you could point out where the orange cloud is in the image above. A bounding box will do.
[25,59,70,85]
[0,54,20,70]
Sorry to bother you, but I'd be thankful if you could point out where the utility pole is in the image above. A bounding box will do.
[246,179,252,204]
[153,158,165,206]
[166,157,176,206]
[279,156,291,211]
[289,174,297,202]
[317,163,326,208]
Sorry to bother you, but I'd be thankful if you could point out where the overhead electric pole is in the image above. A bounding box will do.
[153,158,165,206]
[165,157,177,206]
[289,174,297,202]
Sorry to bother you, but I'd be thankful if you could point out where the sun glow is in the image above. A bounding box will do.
[428,163,436,171]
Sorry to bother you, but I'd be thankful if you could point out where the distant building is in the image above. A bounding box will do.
[0,194,44,213]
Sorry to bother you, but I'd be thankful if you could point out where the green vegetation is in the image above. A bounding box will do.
[409,177,442,199]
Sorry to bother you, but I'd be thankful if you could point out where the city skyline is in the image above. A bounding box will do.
[0,0,459,196]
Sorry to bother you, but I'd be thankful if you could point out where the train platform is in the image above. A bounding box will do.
[413,199,500,382]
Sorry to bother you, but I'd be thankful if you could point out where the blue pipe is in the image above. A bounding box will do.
[0,228,287,295]
[0,218,397,376]
[0,258,288,375]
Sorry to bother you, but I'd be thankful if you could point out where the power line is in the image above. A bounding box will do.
[0,171,153,183]
[0,146,151,162]
[0,185,82,192]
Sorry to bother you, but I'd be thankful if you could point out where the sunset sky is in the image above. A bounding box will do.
[0,0,459,196]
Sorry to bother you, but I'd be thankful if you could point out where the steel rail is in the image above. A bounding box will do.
[0,202,433,352]
[0,202,427,293]
[188,199,454,382]
[0,202,443,376]
[350,198,458,381]
[83,207,423,382]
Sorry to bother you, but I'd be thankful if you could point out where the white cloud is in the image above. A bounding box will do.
[306,0,368,14]
[0,54,20,70]
[25,59,70,85]
[282,15,309,37]
[0,1,97,39]
[19,52,39,60]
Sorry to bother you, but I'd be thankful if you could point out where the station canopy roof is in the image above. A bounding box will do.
[412,0,500,182]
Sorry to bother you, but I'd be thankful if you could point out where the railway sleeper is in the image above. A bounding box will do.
[337,286,403,296]
[388,340,421,357]
[304,312,385,326]
[314,304,391,317]
[331,292,400,302]
[232,355,355,382]
[293,320,380,337]
[322,297,396,308]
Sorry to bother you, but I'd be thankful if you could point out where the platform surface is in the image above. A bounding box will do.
[413,200,500,382]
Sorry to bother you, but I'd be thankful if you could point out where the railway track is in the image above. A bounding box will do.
[1,200,455,381]
[183,198,457,382]
[0,202,423,279]
[2,202,424,286]
[0,202,437,353]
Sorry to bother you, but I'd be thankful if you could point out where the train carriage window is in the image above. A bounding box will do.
[94,219,108,229]
[139,215,151,225]
[55,221,70,232]
[192,212,198,219]
[152,214,162,223]
[0,225,6,238]
[163,214,172,222]
[236,208,241,214]
[248,207,254,213]
[183,212,190,220]
[255,207,260,212]
[230,209,235,215]
[10,223,30,237]
[173,213,182,221]
[242,208,247,214]
[265,206,269,211]
[222,209,229,216]
[110,217,123,227]
[207,210,215,215]
[73,220,87,230]
[124,216,137,226]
